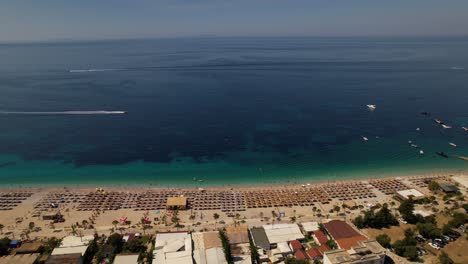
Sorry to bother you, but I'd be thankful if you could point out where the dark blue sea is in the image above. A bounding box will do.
[0,37,467,186]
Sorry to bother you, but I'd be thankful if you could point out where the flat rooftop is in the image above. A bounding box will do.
[262,224,304,244]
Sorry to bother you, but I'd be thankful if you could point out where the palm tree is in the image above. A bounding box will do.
[213,213,220,230]
[71,224,78,236]
[28,222,35,231]
[271,210,277,227]
[112,220,119,230]
[0,224,4,234]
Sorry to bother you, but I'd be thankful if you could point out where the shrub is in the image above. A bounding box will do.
[376,234,391,248]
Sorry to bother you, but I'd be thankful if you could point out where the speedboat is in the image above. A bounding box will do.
[436,152,449,158]
[449,142,457,147]
[361,136,369,141]
[434,119,444,124]
[366,105,376,110]
[441,124,452,129]
[411,144,418,148]
[408,140,413,144]
[416,127,421,131]
[462,127,468,131]
[419,150,424,155]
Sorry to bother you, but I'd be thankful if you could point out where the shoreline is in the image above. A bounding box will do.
[0,170,465,192]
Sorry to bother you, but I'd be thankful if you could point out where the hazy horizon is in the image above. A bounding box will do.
[1,0,468,43]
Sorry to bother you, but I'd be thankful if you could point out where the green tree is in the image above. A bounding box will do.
[326,239,338,250]
[83,239,99,264]
[213,213,220,230]
[439,251,454,264]
[393,228,418,261]
[353,215,365,229]
[416,223,441,239]
[107,233,124,253]
[219,230,233,264]
[112,220,119,229]
[123,238,145,253]
[428,181,439,192]
[28,221,35,231]
[448,212,467,227]
[376,234,391,248]
[0,237,11,256]
[43,237,61,255]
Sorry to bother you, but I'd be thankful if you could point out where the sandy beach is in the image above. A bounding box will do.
[0,172,465,241]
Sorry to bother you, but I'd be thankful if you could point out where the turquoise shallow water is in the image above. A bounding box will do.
[0,37,467,186]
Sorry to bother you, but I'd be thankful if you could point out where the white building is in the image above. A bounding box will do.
[301,222,320,234]
[154,232,193,264]
[262,224,304,244]
[396,189,424,200]
[51,235,94,256]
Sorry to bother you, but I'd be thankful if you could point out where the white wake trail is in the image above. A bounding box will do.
[0,111,127,115]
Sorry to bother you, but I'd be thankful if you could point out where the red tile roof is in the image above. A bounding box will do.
[317,244,331,254]
[336,235,368,250]
[295,249,308,260]
[306,248,322,259]
[289,240,303,251]
[323,220,362,240]
[312,230,329,244]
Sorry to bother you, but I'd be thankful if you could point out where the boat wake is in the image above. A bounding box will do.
[69,68,121,73]
[0,111,127,115]
[450,66,464,70]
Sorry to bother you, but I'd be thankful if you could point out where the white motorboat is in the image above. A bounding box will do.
[366,104,376,110]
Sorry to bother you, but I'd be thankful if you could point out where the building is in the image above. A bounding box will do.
[323,240,386,264]
[437,181,459,193]
[14,242,43,254]
[0,254,40,264]
[323,220,367,250]
[306,248,323,260]
[262,224,304,245]
[225,226,249,245]
[396,189,425,200]
[153,232,193,264]
[312,230,329,245]
[250,227,270,250]
[114,254,140,264]
[288,240,302,252]
[301,222,320,234]
[51,235,94,257]
[45,253,83,264]
[192,231,227,264]
[294,249,308,261]
[166,197,188,210]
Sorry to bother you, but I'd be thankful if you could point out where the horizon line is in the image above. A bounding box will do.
[1,34,468,45]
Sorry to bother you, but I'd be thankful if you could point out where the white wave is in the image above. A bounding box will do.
[450,66,464,70]
[0,111,127,115]
[69,68,121,73]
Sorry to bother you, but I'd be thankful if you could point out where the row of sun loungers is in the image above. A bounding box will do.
[0,192,33,210]
[369,179,409,195]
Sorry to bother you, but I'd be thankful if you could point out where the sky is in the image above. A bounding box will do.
[1,0,468,42]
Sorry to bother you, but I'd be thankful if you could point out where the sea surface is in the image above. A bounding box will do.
[0,37,467,187]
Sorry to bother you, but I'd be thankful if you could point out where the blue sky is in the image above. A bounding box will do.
[1,0,468,42]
